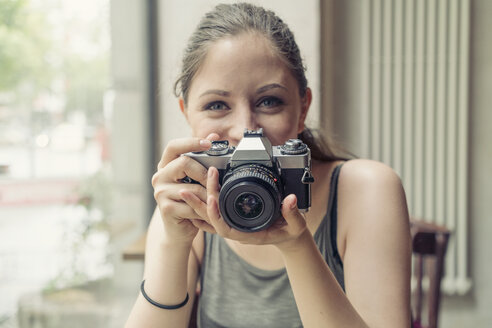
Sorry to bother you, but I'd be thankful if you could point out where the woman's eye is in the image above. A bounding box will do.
[204,101,229,111]
[257,97,283,108]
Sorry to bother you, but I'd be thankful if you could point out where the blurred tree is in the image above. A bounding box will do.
[0,0,53,92]
[63,41,109,125]
[0,0,110,128]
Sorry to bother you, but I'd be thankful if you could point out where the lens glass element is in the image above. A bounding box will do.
[234,192,263,220]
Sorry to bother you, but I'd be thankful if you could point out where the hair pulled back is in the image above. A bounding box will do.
[174,2,306,101]
[174,3,351,161]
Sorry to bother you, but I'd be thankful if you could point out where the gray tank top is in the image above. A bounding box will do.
[197,164,345,328]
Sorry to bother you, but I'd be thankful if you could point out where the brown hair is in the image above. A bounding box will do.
[174,3,351,161]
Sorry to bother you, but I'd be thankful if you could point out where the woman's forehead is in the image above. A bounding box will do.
[188,33,298,97]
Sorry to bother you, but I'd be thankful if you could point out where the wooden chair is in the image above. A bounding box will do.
[410,218,451,328]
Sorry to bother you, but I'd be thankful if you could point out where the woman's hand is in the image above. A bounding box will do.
[181,166,309,249]
[151,134,219,245]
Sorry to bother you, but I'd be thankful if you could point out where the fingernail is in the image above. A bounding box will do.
[290,195,297,209]
[208,167,213,178]
[200,139,211,148]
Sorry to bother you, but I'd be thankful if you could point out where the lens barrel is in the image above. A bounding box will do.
[219,164,281,232]
[234,192,264,219]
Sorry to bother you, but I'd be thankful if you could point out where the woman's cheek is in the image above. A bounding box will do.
[196,120,224,139]
[265,119,298,144]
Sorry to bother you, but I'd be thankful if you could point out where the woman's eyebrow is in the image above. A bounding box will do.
[199,89,230,98]
[256,83,288,94]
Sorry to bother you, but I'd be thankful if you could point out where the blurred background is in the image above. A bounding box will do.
[0,0,490,327]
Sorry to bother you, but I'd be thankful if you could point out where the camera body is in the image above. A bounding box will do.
[185,129,314,232]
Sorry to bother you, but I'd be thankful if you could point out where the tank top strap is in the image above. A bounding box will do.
[327,162,345,267]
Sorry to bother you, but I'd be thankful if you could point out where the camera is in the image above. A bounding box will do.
[184,129,314,232]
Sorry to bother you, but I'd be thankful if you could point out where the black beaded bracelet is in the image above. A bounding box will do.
[140,280,189,310]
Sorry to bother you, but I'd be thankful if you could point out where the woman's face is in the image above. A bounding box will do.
[181,32,311,147]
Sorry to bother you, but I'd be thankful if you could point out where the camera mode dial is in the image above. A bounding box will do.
[207,140,232,156]
[280,139,308,155]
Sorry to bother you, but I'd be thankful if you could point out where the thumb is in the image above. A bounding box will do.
[206,133,220,141]
[280,194,306,231]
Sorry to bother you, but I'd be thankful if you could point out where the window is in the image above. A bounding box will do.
[0,0,119,325]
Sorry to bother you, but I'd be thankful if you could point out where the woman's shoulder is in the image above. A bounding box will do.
[339,158,403,189]
[336,159,406,217]
[335,159,410,259]
[314,158,402,187]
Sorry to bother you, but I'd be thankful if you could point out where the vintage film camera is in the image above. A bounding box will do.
[185,129,314,232]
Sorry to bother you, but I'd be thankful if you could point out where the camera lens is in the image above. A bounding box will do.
[234,192,264,219]
[219,164,282,232]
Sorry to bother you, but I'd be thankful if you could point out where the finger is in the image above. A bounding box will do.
[190,219,217,234]
[153,181,207,203]
[207,194,229,235]
[157,200,201,221]
[206,167,220,200]
[163,155,209,186]
[206,168,227,234]
[272,217,287,227]
[205,133,221,141]
[158,137,212,169]
[180,190,208,219]
[280,194,306,231]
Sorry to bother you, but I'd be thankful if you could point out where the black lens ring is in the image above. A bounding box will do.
[219,164,282,232]
[222,181,276,230]
[233,191,265,220]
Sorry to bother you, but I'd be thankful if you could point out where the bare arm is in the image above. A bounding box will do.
[339,160,412,327]
[280,229,368,327]
[125,136,217,328]
[279,160,411,328]
[125,209,201,328]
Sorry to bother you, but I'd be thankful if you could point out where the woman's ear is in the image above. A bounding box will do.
[297,88,312,134]
[179,97,189,122]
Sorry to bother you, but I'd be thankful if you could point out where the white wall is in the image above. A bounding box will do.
[109,0,149,294]
[330,0,492,327]
[110,0,150,224]
[157,0,320,145]
[438,0,492,326]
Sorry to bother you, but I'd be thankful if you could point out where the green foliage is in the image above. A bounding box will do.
[76,167,113,230]
[42,168,114,292]
[0,0,26,28]
[63,47,109,122]
[0,0,53,91]
[0,0,110,127]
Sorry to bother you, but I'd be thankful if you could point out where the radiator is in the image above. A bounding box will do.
[360,0,471,294]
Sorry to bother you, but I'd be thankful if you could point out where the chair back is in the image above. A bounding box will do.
[410,219,451,328]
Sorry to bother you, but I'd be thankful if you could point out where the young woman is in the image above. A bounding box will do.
[126,3,411,328]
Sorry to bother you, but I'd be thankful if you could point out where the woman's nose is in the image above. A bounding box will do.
[229,106,260,144]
